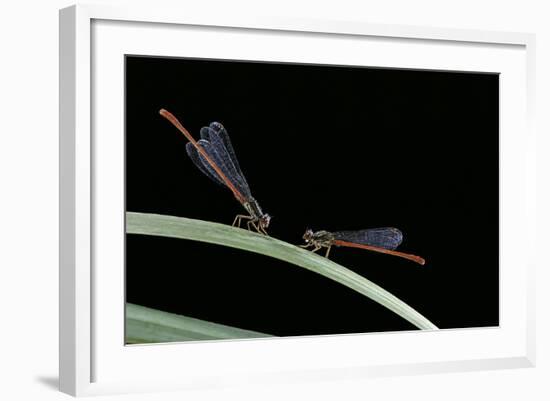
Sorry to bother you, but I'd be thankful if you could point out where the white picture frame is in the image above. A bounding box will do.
[59,4,536,397]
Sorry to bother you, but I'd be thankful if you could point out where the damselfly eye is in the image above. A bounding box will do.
[260,214,271,228]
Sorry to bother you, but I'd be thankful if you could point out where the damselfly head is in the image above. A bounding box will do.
[259,213,271,230]
[302,228,314,243]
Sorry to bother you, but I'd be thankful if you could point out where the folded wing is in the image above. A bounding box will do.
[333,228,403,250]
[185,122,252,198]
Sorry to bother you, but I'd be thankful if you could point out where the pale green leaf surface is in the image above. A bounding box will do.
[126,303,273,344]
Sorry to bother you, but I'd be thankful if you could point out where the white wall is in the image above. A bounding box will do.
[0,0,548,399]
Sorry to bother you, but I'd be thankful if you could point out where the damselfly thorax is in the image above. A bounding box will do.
[302,230,335,248]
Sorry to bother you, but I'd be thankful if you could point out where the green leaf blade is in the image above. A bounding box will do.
[126,303,273,344]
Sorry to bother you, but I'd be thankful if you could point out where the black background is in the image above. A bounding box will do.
[125,56,499,337]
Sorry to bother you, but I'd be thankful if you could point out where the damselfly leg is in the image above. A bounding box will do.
[232,214,252,228]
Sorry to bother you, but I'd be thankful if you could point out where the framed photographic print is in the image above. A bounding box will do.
[59,4,536,396]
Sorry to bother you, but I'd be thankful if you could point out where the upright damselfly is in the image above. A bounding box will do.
[301,227,425,265]
[159,109,271,235]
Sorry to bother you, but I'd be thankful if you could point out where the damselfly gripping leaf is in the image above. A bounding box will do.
[160,109,271,235]
[301,227,425,265]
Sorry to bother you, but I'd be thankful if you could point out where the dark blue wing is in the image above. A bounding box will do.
[186,138,251,198]
[207,122,246,180]
[333,228,403,250]
[185,142,225,187]
[199,123,252,197]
